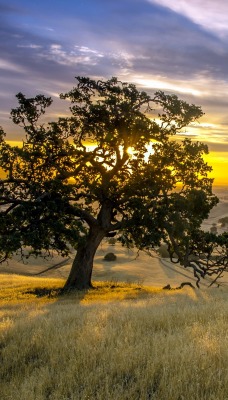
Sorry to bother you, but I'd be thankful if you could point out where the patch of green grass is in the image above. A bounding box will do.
[0,274,163,304]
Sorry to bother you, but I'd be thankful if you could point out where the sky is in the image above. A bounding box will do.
[0,0,228,185]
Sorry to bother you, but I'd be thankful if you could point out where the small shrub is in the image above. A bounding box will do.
[218,216,228,225]
[157,244,170,258]
[210,223,217,234]
[104,252,117,261]
[108,238,116,246]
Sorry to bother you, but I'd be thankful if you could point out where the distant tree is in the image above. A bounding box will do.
[0,77,226,290]
[210,223,217,234]
[219,216,228,227]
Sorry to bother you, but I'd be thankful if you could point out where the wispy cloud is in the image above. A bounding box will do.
[0,58,26,73]
[17,44,42,49]
[75,46,104,57]
[134,77,201,96]
[148,0,228,37]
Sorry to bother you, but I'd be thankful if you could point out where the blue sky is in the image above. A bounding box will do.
[0,0,228,163]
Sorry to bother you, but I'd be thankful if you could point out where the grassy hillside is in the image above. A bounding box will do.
[0,274,228,400]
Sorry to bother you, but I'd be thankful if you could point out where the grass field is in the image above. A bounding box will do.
[0,274,228,400]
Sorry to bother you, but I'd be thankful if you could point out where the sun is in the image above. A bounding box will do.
[127,142,155,162]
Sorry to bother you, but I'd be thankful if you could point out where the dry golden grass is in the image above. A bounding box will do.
[0,274,228,400]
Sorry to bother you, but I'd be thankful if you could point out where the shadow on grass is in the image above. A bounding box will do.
[22,280,156,304]
[23,286,91,302]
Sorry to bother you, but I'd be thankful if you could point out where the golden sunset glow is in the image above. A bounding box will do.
[135,77,201,96]
[6,141,23,147]
[204,152,228,186]
[2,141,227,186]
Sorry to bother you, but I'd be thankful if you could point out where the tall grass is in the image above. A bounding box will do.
[0,274,228,400]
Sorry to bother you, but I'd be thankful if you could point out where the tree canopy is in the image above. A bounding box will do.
[0,77,227,289]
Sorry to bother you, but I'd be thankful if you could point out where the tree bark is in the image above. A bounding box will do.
[63,199,116,291]
[63,226,106,290]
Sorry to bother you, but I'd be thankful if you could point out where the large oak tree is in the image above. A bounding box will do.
[0,77,226,289]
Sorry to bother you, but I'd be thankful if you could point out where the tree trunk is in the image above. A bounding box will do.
[63,226,105,291]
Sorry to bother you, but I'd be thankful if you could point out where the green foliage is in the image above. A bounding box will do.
[11,92,52,128]
[0,76,226,287]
